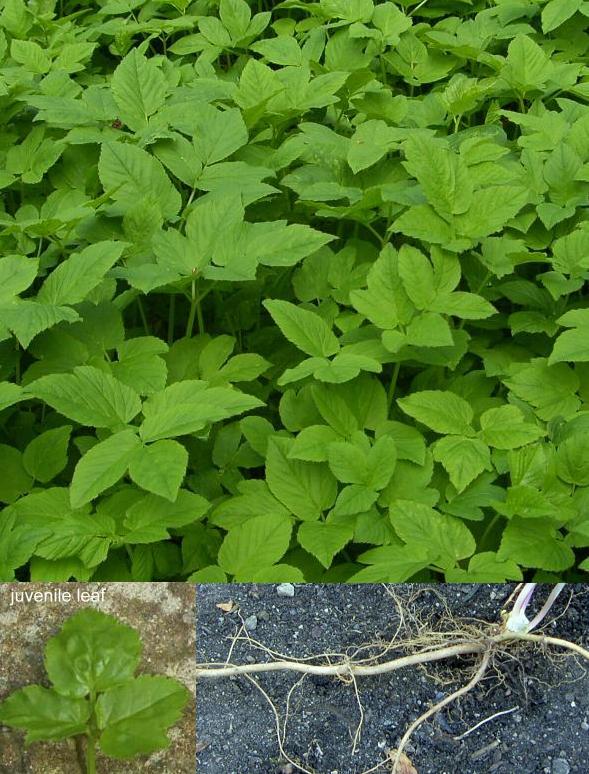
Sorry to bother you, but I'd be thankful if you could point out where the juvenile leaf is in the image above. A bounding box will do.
[45,609,142,697]
[96,676,190,758]
[0,687,90,743]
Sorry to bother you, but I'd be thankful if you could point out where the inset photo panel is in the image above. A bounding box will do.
[196,583,588,774]
[0,583,196,773]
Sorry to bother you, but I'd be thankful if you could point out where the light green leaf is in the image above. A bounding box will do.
[128,440,188,501]
[70,430,141,508]
[479,405,545,449]
[38,242,125,307]
[347,120,402,173]
[264,299,340,358]
[498,518,575,571]
[390,499,476,567]
[111,49,167,133]
[23,425,71,483]
[397,390,474,435]
[432,435,492,493]
[266,436,337,521]
[297,522,354,568]
[217,512,292,579]
[27,367,142,430]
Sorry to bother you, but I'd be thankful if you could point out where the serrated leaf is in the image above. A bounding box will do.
[128,440,188,501]
[45,609,142,697]
[264,299,340,357]
[27,367,142,430]
[217,512,292,579]
[297,521,353,568]
[397,390,474,435]
[111,49,167,133]
[70,430,141,508]
[96,676,189,759]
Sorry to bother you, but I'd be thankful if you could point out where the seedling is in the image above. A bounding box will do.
[0,609,190,773]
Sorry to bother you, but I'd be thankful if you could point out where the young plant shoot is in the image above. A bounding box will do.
[0,609,190,773]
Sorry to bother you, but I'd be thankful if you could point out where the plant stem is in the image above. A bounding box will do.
[185,278,197,339]
[85,735,96,774]
[168,294,176,344]
[387,361,401,408]
[136,297,150,335]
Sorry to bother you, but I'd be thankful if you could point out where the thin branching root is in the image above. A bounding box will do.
[196,586,589,774]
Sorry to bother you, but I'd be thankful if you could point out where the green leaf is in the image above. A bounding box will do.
[96,676,189,759]
[0,687,90,743]
[498,518,575,571]
[501,35,553,94]
[217,512,292,579]
[23,425,72,483]
[140,381,262,442]
[402,134,472,217]
[27,367,142,430]
[432,435,492,493]
[45,609,142,697]
[350,544,430,583]
[264,299,340,358]
[504,359,580,421]
[0,444,32,503]
[397,390,474,435]
[99,142,181,220]
[266,436,337,520]
[128,440,188,501]
[38,241,126,307]
[550,309,589,364]
[111,49,167,133]
[297,522,354,568]
[192,105,248,166]
[70,430,141,508]
[288,425,341,462]
[390,499,476,567]
[347,120,402,173]
[542,0,582,34]
[479,405,544,449]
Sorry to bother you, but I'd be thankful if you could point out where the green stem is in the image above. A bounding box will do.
[168,294,176,344]
[480,513,501,552]
[85,735,96,774]
[136,297,150,335]
[387,361,401,409]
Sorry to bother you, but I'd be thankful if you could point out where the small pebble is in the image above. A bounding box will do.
[277,583,295,597]
[552,759,570,774]
[581,721,589,731]
[244,614,257,631]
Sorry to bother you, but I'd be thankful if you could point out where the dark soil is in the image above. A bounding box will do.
[196,584,589,774]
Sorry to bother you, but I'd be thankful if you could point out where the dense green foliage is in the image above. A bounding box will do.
[0,609,190,769]
[1,0,589,582]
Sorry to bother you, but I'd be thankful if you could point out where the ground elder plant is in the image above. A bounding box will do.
[0,0,589,582]
[0,609,190,773]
